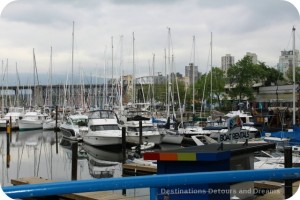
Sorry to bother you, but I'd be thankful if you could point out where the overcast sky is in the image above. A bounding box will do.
[0,0,299,84]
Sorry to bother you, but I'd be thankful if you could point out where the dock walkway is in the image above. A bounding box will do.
[11,177,138,200]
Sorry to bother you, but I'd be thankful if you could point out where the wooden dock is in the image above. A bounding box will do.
[254,181,283,190]
[122,163,157,176]
[255,180,300,199]
[11,177,138,200]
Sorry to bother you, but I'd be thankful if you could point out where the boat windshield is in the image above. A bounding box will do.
[89,110,116,119]
[90,124,120,131]
[72,119,88,126]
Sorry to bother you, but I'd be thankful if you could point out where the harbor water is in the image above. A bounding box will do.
[0,129,182,199]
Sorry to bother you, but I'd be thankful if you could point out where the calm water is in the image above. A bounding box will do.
[0,130,182,199]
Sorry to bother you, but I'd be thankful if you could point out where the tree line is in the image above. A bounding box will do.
[137,55,299,112]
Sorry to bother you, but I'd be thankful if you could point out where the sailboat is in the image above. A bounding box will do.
[261,27,300,146]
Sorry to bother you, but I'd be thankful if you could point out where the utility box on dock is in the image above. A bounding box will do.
[144,143,275,200]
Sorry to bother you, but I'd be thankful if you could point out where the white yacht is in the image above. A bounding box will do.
[0,107,25,129]
[177,121,211,137]
[225,110,259,138]
[82,110,122,146]
[18,111,49,131]
[124,120,162,145]
[60,113,88,139]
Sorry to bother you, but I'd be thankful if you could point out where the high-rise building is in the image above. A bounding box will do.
[277,49,300,75]
[221,54,235,72]
[245,52,258,64]
[185,63,199,85]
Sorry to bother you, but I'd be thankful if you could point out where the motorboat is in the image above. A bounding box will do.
[82,110,122,146]
[59,113,88,139]
[0,107,25,130]
[18,111,49,131]
[124,120,162,145]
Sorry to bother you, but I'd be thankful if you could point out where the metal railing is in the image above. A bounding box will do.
[2,168,300,199]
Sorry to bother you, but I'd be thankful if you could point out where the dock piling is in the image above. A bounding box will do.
[122,127,126,164]
[6,120,10,168]
[71,141,78,180]
[122,126,127,196]
[284,146,293,199]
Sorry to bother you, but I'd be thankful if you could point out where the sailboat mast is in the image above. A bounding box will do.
[132,32,135,104]
[111,36,114,107]
[16,62,21,107]
[50,46,53,106]
[152,53,155,113]
[167,27,171,117]
[71,21,75,108]
[164,48,168,116]
[192,35,195,115]
[292,27,296,125]
[210,32,213,113]
[1,60,4,114]
[33,49,36,107]
[120,35,124,111]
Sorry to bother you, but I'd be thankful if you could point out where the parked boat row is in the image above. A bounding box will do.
[0,107,60,131]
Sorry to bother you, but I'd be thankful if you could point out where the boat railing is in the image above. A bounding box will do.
[3,168,300,199]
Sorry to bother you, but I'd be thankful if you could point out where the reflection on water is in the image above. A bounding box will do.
[82,143,123,178]
[0,130,182,199]
[0,130,119,186]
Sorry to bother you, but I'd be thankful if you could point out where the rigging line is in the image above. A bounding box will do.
[173,59,184,123]
[295,30,300,44]
[200,42,212,117]
[285,30,293,50]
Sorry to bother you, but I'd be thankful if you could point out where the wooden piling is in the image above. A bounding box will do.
[122,126,127,196]
[71,141,78,180]
[6,120,10,168]
[122,127,126,164]
[284,146,293,199]
[9,116,12,142]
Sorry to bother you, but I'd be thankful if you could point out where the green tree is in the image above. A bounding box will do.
[227,56,257,101]
[257,62,284,86]
[286,66,300,84]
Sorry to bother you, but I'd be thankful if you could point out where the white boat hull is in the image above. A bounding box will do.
[19,120,43,131]
[0,120,19,129]
[43,119,60,130]
[126,134,162,145]
[161,130,184,144]
[83,135,122,146]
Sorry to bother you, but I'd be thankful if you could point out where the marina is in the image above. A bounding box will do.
[1,125,300,199]
[0,0,299,199]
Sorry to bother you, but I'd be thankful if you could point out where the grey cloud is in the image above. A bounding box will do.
[1,0,104,26]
